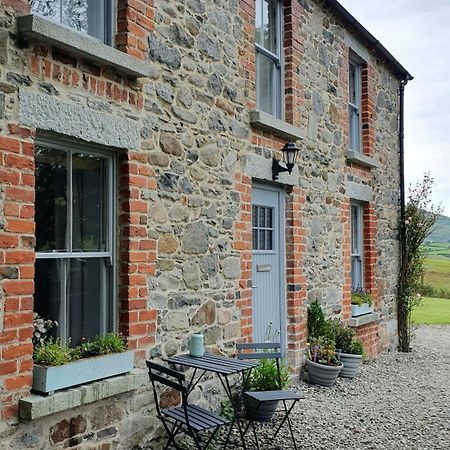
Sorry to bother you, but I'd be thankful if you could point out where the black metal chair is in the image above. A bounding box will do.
[146,360,230,450]
[236,342,302,450]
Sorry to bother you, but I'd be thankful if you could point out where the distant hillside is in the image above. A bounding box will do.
[425,214,450,243]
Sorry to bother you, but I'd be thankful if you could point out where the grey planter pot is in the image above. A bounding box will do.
[337,352,363,378]
[306,359,343,387]
[33,351,134,394]
[243,392,279,422]
[351,303,373,317]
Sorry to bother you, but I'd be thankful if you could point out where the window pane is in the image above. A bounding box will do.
[256,52,278,116]
[31,0,107,43]
[259,206,266,228]
[259,230,266,249]
[35,258,65,340]
[31,0,62,22]
[255,0,279,54]
[252,206,258,227]
[68,258,112,346]
[349,62,357,105]
[351,205,360,254]
[351,256,362,290]
[72,153,109,252]
[266,207,273,228]
[349,105,361,152]
[35,146,68,252]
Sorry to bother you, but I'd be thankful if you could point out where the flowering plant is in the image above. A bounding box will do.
[33,313,58,347]
[307,337,340,366]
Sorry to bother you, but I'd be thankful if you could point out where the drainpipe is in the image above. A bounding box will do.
[399,77,409,269]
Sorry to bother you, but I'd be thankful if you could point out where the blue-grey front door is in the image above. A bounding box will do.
[251,184,286,349]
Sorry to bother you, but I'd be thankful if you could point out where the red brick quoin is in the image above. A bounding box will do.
[0,0,156,417]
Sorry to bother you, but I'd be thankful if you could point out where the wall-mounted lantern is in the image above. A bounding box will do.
[272,141,300,181]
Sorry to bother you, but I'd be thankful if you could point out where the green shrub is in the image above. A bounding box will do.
[81,333,127,357]
[351,289,373,306]
[347,339,365,356]
[335,326,355,352]
[307,300,325,340]
[33,339,80,366]
[245,357,289,391]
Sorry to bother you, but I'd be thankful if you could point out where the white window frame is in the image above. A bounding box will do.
[350,202,364,290]
[348,58,362,152]
[255,0,283,119]
[34,136,117,344]
[30,0,115,45]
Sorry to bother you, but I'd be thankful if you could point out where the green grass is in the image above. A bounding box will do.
[411,297,450,324]
[423,254,450,290]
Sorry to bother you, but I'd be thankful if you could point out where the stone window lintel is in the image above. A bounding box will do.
[249,109,304,141]
[17,14,150,79]
[19,370,147,421]
[346,150,380,169]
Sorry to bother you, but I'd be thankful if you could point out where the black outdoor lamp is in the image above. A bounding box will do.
[272,141,300,181]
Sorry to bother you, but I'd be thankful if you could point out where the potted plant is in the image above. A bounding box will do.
[32,315,133,394]
[242,356,290,422]
[335,326,365,378]
[351,288,374,316]
[306,337,343,386]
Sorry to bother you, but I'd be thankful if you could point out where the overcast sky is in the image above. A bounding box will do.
[338,0,450,214]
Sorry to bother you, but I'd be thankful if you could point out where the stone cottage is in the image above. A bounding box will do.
[0,0,411,448]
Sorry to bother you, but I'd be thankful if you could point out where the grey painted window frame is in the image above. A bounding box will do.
[350,201,364,290]
[30,0,115,46]
[348,57,362,153]
[34,135,117,344]
[255,0,283,119]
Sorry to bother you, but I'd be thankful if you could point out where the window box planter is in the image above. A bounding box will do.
[351,303,374,317]
[33,351,134,394]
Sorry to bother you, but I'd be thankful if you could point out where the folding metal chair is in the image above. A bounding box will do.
[236,342,301,450]
[146,360,230,450]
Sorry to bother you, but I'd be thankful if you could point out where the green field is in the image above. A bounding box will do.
[423,243,450,290]
[411,297,450,324]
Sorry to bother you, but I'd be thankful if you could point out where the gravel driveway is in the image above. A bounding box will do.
[241,325,450,450]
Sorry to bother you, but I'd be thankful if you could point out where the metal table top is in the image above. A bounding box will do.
[166,352,257,375]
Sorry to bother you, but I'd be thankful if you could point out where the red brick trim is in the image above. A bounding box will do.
[116,0,155,61]
[234,172,253,341]
[118,151,157,366]
[341,198,352,321]
[363,202,378,304]
[0,128,35,419]
[285,186,307,369]
[1,0,30,14]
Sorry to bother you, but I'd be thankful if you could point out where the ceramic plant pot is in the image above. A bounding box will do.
[351,303,373,317]
[243,392,279,422]
[33,351,134,394]
[337,352,363,378]
[306,359,343,387]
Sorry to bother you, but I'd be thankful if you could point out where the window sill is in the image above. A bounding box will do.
[249,110,304,141]
[348,312,381,328]
[19,369,147,421]
[346,150,379,169]
[17,15,149,79]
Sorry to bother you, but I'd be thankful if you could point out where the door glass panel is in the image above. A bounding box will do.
[266,230,273,250]
[252,206,258,228]
[72,153,108,252]
[252,229,258,250]
[68,258,111,346]
[35,146,68,252]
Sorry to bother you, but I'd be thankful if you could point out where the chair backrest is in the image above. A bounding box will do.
[236,342,282,361]
[146,360,186,415]
[236,342,284,389]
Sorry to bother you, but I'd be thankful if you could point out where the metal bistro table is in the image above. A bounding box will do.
[166,352,258,449]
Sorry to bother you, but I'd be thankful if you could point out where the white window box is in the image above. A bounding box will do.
[351,303,374,317]
[33,351,134,395]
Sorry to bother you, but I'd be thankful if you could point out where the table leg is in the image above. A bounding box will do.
[218,374,248,450]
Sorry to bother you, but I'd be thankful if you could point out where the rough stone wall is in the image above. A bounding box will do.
[0,0,404,448]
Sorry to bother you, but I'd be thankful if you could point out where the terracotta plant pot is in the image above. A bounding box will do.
[337,352,363,378]
[306,359,343,387]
